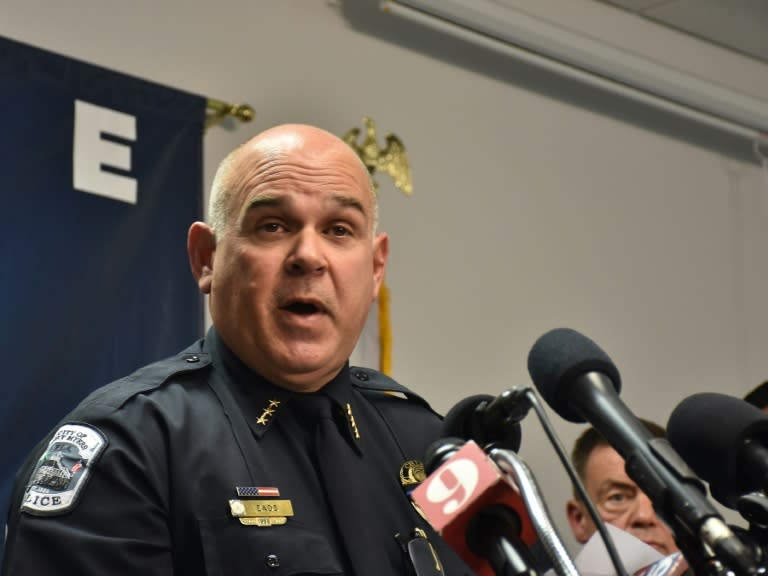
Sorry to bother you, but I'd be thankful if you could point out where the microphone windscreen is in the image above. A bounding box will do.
[527,327,622,423]
[442,395,494,437]
[667,392,768,508]
[424,437,465,475]
[442,395,522,452]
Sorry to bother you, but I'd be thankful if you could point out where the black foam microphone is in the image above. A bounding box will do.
[667,392,768,510]
[527,327,757,576]
[441,393,525,452]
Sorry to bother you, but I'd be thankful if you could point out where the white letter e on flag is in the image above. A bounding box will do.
[73,100,137,204]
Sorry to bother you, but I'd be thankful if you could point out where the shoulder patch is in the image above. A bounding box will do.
[21,423,107,516]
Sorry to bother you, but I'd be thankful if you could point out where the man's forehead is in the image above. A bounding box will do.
[585,445,635,485]
[224,130,376,227]
[236,141,369,194]
[246,131,304,158]
[241,126,358,169]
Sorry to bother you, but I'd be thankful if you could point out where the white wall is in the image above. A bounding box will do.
[3,0,767,554]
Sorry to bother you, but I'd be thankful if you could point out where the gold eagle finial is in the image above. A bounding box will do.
[342,117,412,196]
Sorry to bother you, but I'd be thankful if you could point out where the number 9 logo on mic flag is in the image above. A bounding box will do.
[412,440,538,576]
[413,441,513,532]
[424,459,479,515]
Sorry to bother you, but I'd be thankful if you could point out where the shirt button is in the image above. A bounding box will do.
[185,355,200,363]
[354,370,369,381]
[264,554,280,568]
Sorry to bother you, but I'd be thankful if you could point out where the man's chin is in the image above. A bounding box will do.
[272,354,346,391]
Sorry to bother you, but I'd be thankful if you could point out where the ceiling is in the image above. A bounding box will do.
[598,0,768,64]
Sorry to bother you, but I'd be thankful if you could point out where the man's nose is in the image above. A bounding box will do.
[629,492,658,528]
[285,229,326,275]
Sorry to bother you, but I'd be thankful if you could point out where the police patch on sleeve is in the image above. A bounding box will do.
[21,423,107,516]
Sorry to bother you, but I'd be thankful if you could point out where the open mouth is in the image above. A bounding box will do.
[281,300,324,316]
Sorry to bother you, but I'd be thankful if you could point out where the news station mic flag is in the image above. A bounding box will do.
[0,35,205,556]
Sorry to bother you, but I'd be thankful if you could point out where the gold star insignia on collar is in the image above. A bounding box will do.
[256,399,282,426]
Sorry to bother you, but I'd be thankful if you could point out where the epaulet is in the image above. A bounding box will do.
[349,366,437,414]
[76,339,212,413]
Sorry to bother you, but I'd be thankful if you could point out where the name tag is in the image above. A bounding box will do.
[229,499,294,518]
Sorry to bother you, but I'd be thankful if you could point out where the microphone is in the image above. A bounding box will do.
[667,392,768,510]
[412,438,539,576]
[441,390,605,576]
[441,393,525,451]
[527,327,758,576]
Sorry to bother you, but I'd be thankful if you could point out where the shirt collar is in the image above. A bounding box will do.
[206,328,358,444]
[299,365,362,452]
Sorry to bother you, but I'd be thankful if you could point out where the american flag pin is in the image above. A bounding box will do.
[235,486,281,498]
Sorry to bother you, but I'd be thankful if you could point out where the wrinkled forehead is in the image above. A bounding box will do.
[229,133,374,213]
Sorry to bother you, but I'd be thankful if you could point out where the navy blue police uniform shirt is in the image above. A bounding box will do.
[1,329,472,575]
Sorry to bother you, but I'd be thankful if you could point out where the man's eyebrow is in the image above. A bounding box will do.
[240,193,369,223]
[598,480,636,494]
[243,194,284,213]
[332,194,366,217]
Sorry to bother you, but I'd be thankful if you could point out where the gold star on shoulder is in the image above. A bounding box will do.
[256,399,282,426]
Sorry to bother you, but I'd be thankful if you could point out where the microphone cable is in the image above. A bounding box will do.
[514,386,630,576]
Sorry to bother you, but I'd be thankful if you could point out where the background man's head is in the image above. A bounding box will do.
[187,124,389,392]
[566,419,678,556]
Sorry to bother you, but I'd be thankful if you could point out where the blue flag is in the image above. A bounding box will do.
[0,35,206,555]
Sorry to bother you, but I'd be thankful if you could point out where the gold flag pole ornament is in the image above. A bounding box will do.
[342,117,413,376]
[343,117,413,196]
[205,98,255,131]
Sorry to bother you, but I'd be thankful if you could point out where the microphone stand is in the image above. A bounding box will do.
[737,492,768,572]
[738,492,768,535]
[467,505,540,576]
[520,388,631,576]
[490,447,580,576]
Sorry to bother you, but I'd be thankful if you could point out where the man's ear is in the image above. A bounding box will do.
[371,232,389,299]
[187,222,216,294]
[566,498,594,544]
